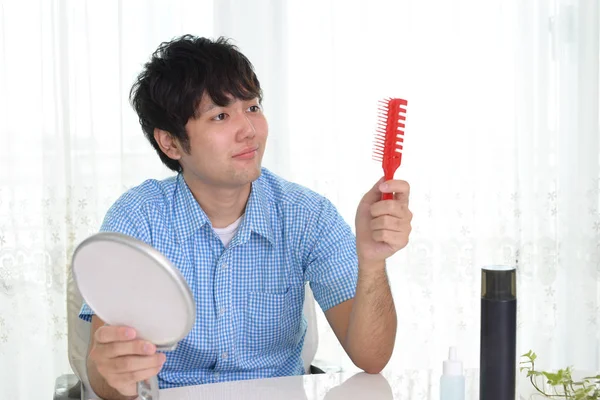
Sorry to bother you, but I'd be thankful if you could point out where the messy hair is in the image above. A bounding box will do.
[130,35,263,172]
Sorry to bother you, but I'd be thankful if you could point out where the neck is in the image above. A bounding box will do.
[182,173,251,229]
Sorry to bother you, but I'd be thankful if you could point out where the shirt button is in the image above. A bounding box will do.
[219,308,225,316]
[222,352,228,359]
[221,263,228,270]
[214,372,220,379]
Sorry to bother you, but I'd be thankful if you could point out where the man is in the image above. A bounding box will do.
[80,35,412,400]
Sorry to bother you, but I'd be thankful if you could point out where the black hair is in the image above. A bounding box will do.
[130,35,263,172]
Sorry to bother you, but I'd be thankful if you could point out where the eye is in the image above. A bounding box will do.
[212,113,228,121]
[247,105,261,113]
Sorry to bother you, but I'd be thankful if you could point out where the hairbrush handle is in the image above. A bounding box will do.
[381,156,401,201]
[381,173,394,200]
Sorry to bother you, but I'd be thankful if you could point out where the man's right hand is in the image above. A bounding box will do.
[88,325,166,397]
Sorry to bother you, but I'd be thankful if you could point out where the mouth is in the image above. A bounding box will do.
[232,146,259,159]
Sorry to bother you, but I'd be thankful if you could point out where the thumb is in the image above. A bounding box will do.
[360,177,385,205]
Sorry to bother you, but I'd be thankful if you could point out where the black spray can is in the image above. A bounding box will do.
[479,266,517,400]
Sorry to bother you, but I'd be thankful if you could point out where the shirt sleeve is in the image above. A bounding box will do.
[303,197,358,312]
[78,198,150,322]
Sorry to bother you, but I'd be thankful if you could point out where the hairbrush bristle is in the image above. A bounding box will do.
[372,98,407,163]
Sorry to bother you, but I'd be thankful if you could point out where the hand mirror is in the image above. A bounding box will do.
[72,232,196,400]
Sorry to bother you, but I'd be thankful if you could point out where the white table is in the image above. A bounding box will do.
[140,367,585,400]
[155,369,545,400]
[157,369,491,400]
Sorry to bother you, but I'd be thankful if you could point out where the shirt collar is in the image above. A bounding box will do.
[173,173,274,246]
[231,178,274,247]
[173,174,211,242]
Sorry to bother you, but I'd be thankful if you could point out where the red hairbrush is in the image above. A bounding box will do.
[372,97,408,200]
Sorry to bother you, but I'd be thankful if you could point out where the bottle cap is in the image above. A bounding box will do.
[481,266,516,300]
[443,346,463,376]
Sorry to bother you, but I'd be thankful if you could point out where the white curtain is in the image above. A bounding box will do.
[1,0,598,399]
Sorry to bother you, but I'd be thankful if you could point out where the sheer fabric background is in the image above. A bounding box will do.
[0,1,598,398]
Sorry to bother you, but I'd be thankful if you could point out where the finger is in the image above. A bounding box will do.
[371,229,411,247]
[107,353,166,374]
[380,180,410,204]
[370,215,404,232]
[106,365,165,397]
[97,339,157,359]
[94,326,137,344]
[117,365,165,385]
[370,201,412,220]
[394,191,409,205]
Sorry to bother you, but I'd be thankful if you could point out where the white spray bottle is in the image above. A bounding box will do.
[440,346,465,400]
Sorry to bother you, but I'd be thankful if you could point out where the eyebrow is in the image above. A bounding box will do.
[200,103,220,114]
[198,97,257,115]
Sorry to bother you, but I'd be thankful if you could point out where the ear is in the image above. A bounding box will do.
[154,128,183,160]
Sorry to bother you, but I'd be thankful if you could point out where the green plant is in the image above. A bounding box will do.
[520,350,600,400]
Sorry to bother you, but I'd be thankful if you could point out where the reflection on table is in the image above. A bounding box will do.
[157,368,484,400]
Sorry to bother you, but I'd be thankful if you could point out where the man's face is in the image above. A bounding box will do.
[178,94,268,188]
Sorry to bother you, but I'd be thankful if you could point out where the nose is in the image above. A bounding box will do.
[235,112,256,141]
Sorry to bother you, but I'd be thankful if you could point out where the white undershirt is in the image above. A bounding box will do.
[212,215,243,247]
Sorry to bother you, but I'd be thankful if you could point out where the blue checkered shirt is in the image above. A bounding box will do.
[79,168,359,388]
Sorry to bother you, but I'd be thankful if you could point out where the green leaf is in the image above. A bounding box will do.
[573,391,588,400]
[543,371,561,385]
[573,386,594,400]
[555,368,573,383]
[520,350,537,362]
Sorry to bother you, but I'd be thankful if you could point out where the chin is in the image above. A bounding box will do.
[246,166,263,182]
[233,165,262,185]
